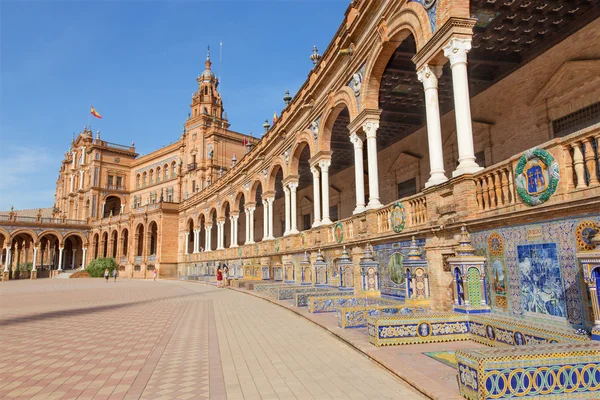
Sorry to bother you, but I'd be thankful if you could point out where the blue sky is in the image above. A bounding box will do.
[0,0,349,210]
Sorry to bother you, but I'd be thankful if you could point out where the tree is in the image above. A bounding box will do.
[86,258,118,277]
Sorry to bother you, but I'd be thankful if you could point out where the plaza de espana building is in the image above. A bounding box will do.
[3,1,600,397]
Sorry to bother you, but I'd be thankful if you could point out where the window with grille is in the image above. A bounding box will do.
[553,102,600,138]
[397,178,417,199]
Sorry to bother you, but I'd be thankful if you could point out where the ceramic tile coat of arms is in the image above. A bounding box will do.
[471,216,600,329]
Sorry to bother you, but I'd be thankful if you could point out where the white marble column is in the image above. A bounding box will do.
[185,232,190,254]
[4,248,11,272]
[217,221,225,250]
[245,208,252,244]
[262,198,269,239]
[350,132,366,213]
[32,247,38,272]
[310,166,321,227]
[443,38,482,177]
[230,214,239,248]
[194,229,200,253]
[205,224,212,251]
[283,186,291,236]
[82,247,87,269]
[319,160,333,225]
[266,198,275,240]
[248,207,256,243]
[363,120,383,209]
[289,181,299,234]
[418,64,448,187]
[58,247,64,271]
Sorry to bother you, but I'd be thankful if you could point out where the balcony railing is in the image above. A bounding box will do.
[105,184,126,191]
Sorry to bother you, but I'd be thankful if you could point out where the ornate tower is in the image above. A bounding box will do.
[190,46,228,125]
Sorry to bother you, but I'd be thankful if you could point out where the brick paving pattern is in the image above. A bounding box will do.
[0,279,424,399]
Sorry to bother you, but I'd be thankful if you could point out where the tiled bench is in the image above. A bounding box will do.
[308,295,397,314]
[252,282,287,293]
[337,304,429,329]
[246,280,273,290]
[469,314,589,346]
[368,312,470,346]
[456,342,600,399]
[274,286,332,301]
[367,312,590,347]
[294,290,353,307]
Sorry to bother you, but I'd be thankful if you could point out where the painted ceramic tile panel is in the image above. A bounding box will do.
[517,243,565,318]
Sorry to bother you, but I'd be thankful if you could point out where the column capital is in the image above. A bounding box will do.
[417,64,443,90]
[362,120,379,139]
[247,206,256,213]
[288,181,298,191]
[310,165,320,177]
[318,159,331,171]
[231,211,240,218]
[349,132,364,147]
[283,186,290,196]
[443,37,471,66]
[206,223,213,229]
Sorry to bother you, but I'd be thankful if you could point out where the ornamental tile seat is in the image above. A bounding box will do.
[456,342,600,399]
[337,303,430,329]
[294,290,352,307]
[367,312,589,347]
[272,286,334,301]
[308,294,398,314]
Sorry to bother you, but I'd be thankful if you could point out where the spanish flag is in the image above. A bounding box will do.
[90,106,102,119]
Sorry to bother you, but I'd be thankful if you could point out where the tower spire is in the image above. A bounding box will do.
[206,45,211,69]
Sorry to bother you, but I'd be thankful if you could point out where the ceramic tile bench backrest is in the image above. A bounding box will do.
[246,281,274,290]
[294,290,350,307]
[253,283,286,293]
[456,342,600,400]
[275,286,332,300]
[367,312,470,346]
[468,314,589,346]
[308,295,398,314]
[266,284,302,298]
[367,311,590,347]
[337,305,430,328]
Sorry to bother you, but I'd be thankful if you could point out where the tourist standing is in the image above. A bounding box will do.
[153,268,157,281]
[223,265,229,287]
[113,268,118,282]
[216,266,223,288]
[104,268,109,283]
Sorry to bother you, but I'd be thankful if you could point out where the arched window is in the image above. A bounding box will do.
[164,164,169,179]
[171,162,176,177]
[142,172,147,186]
[136,174,141,188]
[156,167,161,182]
[149,169,154,184]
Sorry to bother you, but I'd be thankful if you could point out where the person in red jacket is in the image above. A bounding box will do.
[216,266,223,288]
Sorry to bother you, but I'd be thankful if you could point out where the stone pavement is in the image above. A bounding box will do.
[0,279,425,399]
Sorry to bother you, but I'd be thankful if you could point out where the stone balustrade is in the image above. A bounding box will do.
[185,125,599,264]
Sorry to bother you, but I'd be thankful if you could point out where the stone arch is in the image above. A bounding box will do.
[361,4,432,110]
[63,231,89,247]
[218,199,232,219]
[249,179,265,202]
[0,228,9,244]
[318,87,360,152]
[289,133,316,176]
[208,207,218,221]
[234,190,246,210]
[10,228,39,243]
[266,161,286,193]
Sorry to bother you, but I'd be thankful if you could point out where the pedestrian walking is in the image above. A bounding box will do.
[153,268,157,281]
[113,268,118,282]
[104,268,109,283]
[216,266,223,288]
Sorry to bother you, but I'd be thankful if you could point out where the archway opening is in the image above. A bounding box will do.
[136,224,144,257]
[111,230,118,258]
[187,219,194,254]
[149,222,158,256]
[296,145,313,231]
[102,232,109,258]
[122,229,129,258]
[272,167,285,237]
[237,193,246,245]
[103,196,121,218]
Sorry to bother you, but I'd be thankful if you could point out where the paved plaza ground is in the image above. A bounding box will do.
[0,279,425,399]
